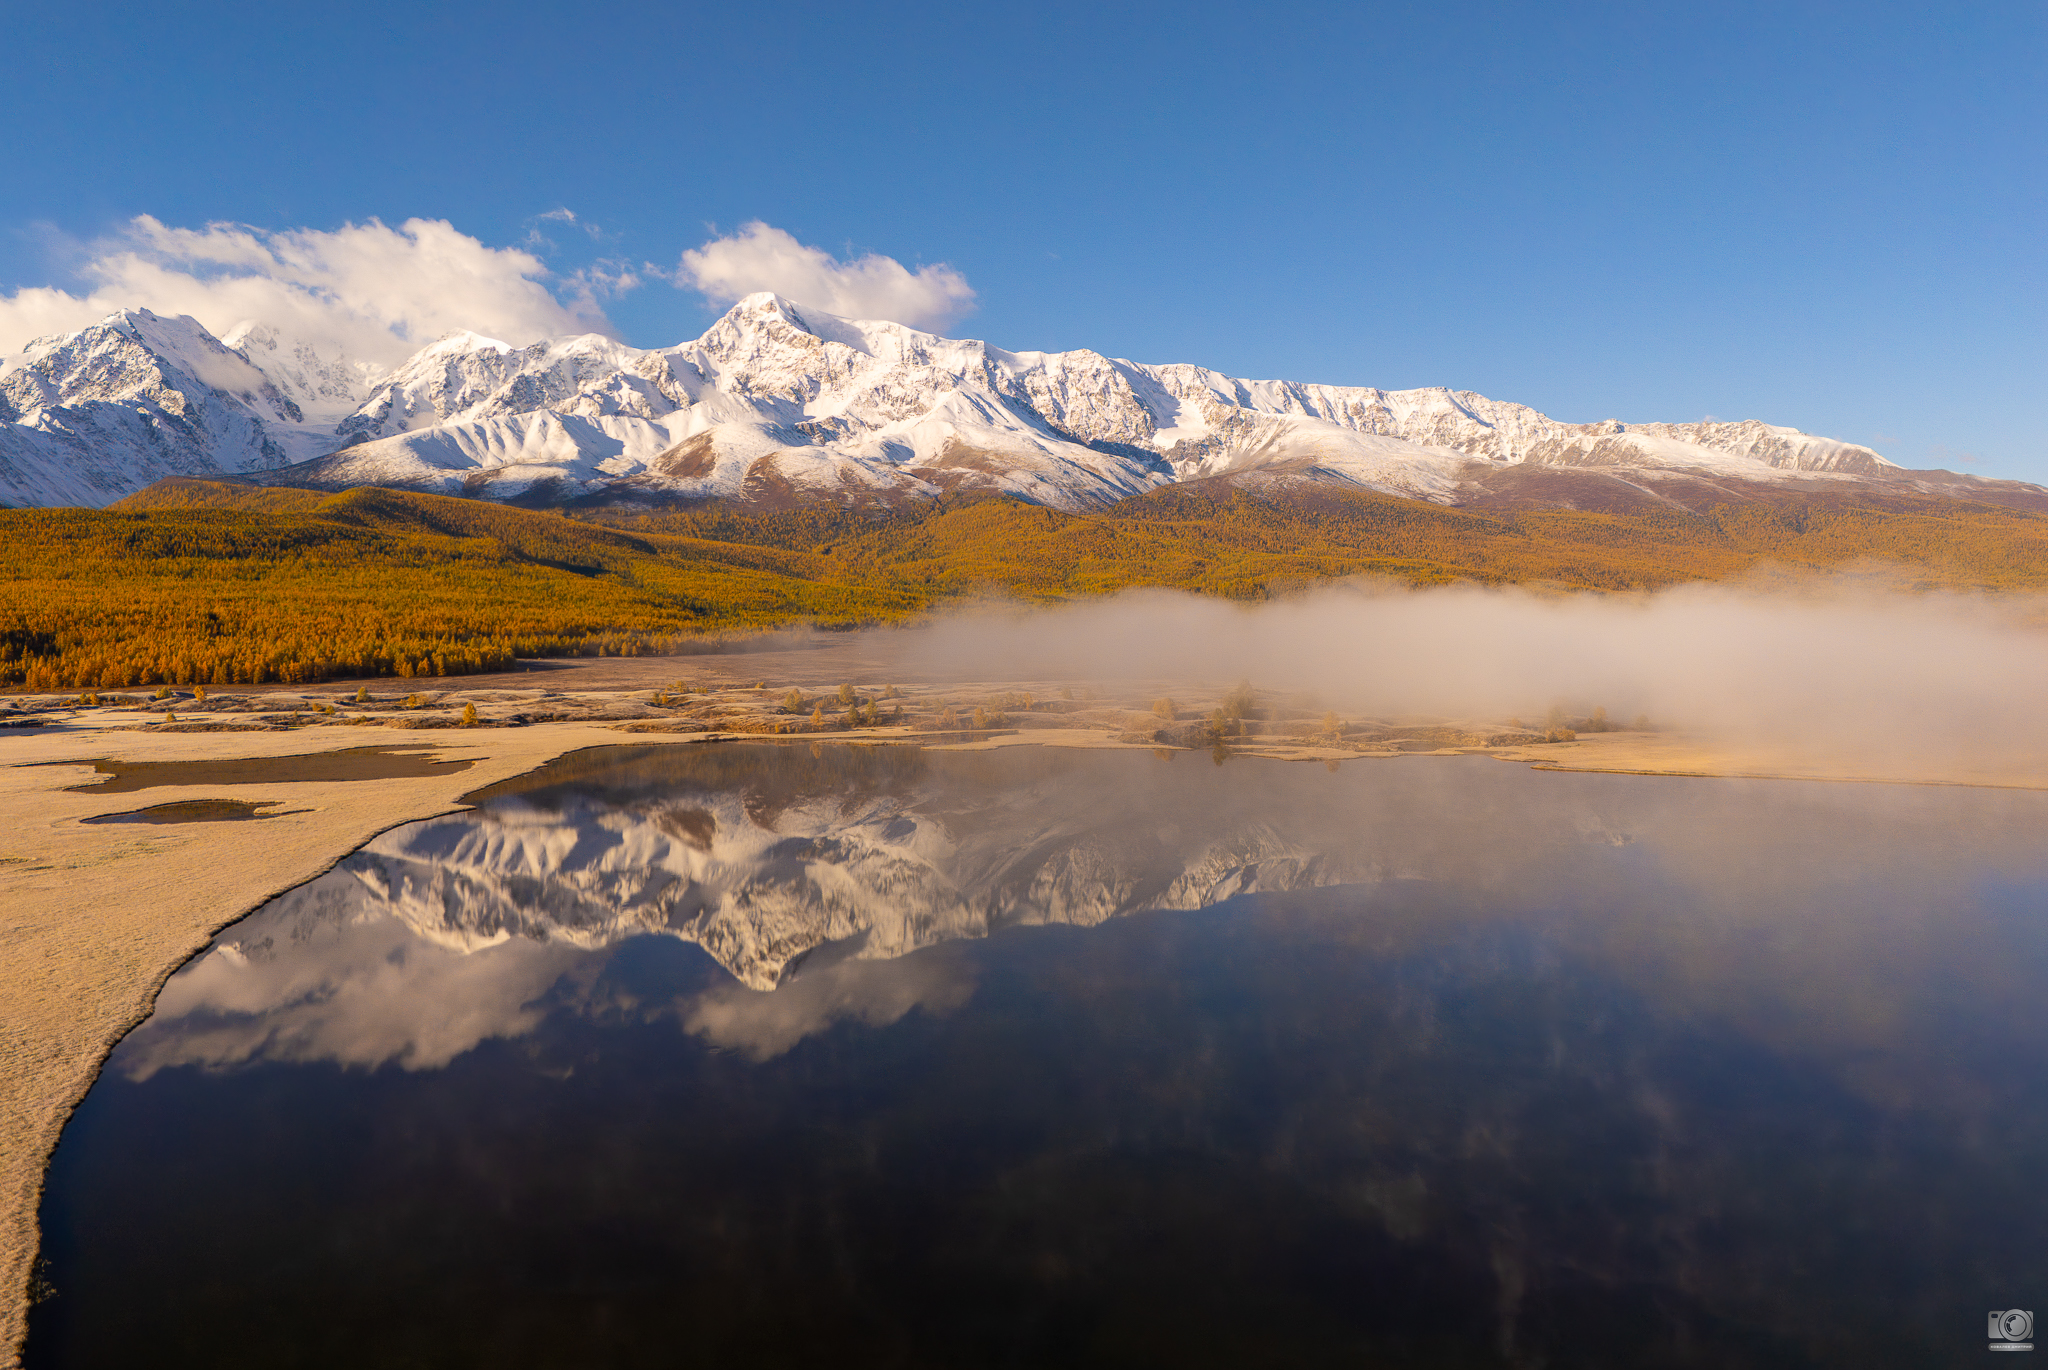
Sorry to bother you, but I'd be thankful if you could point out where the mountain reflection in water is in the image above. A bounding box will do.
[30,744,2048,1369]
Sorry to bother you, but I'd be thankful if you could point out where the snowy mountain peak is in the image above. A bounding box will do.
[0,309,313,505]
[31,308,273,406]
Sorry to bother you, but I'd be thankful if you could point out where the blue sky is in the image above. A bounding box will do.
[4,0,2042,477]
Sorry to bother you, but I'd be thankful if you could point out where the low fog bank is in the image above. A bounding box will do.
[886,576,2048,769]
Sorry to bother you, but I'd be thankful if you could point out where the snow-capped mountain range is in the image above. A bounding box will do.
[119,746,1475,1081]
[115,753,1377,1075]
[0,293,1984,511]
[113,743,1664,1077]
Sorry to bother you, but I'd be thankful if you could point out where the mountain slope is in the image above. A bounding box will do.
[4,294,1969,513]
[275,293,1901,510]
[0,310,316,506]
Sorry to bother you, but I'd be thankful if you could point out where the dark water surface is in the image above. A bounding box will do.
[28,744,2048,1368]
[51,744,475,794]
[78,798,291,824]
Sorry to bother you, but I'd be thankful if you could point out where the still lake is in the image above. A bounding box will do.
[27,743,2048,1367]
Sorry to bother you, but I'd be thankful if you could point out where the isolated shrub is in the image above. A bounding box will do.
[809,705,825,729]
[1153,698,1177,720]
[461,702,479,727]
[782,689,804,712]
[837,683,855,705]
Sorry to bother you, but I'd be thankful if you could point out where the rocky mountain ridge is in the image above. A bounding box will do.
[154,764,1372,1007]
[0,295,2011,513]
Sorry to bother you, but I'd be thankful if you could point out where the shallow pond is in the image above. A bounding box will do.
[27,744,2048,1367]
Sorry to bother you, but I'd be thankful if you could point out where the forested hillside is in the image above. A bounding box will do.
[4,477,2045,691]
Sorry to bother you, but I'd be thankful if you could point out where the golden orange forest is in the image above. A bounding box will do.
[5,476,2048,691]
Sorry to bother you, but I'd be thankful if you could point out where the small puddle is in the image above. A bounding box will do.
[48,745,476,794]
[81,799,296,825]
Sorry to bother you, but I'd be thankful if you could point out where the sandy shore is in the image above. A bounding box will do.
[5,686,2045,1364]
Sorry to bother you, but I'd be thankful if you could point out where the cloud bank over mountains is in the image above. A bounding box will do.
[674,221,976,331]
[0,216,619,374]
[0,215,974,372]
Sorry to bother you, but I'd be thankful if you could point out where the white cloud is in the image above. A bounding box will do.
[0,215,621,371]
[117,875,588,1079]
[677,221,976,330]
[524,207,607,250]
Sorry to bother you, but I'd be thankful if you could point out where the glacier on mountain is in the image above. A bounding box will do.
[0,293,1903,510]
